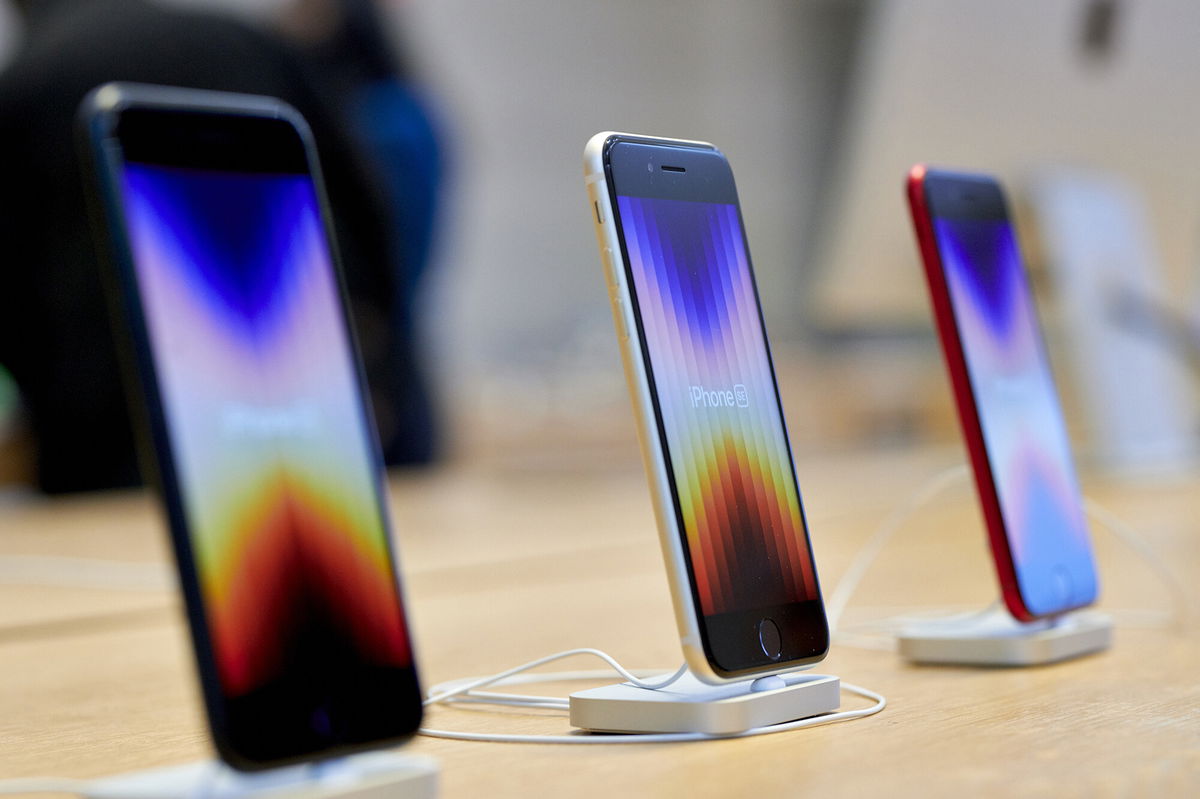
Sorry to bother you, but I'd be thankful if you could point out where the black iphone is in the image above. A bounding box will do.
[80,82,422,770]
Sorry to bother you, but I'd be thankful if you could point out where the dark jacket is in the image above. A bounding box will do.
[0,0,432,492]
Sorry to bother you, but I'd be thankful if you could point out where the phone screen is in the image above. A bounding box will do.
[608,142,825,673]
[111,109,420,764]
[930,185,1098,616]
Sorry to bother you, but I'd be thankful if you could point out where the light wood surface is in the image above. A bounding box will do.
[1,445,1197,797]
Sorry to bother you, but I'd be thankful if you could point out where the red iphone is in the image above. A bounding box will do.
[907,165,1099,621]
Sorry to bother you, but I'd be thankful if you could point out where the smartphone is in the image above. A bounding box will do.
[907,165,1099,621]
[584,132,828,683]
[80,83,422,770]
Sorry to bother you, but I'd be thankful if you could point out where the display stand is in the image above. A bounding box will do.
[568,669,841,735]
[84,751,438,799]
[897,606,1112,666]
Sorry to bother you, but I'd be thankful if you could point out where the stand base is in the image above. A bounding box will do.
[85,751,438,799]
[897,608,1112,666]
[568,670,840,735]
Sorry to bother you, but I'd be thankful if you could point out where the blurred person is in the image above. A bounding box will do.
[0,0,438,493]
[279,0,444,305]
[277,0,445,467]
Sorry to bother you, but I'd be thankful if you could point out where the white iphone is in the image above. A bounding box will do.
[584,132,828,683]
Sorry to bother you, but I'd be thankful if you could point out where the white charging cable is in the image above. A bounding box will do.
[417,647,885,744]
[1082,496,1194,628]
[823,464,970,635]
[827,463,1195,647]
[0,654,887,794]
[424,647,688,709]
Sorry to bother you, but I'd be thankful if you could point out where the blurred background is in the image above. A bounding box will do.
[0,0,1198,492]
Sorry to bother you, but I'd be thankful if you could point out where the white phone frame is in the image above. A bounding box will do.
[584,131,825,684]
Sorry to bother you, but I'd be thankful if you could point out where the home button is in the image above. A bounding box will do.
[757,618,782,660]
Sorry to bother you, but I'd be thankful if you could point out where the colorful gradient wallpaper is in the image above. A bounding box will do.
[617,195,818,617]
[934,217,1098,616]
[121,163,413,735]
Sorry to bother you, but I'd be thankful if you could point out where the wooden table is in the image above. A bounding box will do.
[1,445,1197,797]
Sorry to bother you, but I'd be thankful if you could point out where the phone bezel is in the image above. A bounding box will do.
[79,83,422,770]
[601,135,828,678]
[907,165,1098,621]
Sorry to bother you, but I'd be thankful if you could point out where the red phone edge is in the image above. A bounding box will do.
[905,164,1037,622]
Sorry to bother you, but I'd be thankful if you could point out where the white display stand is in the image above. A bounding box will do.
[569,669,840,735]
[84,751,438,799]
[897,607,1112,666]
